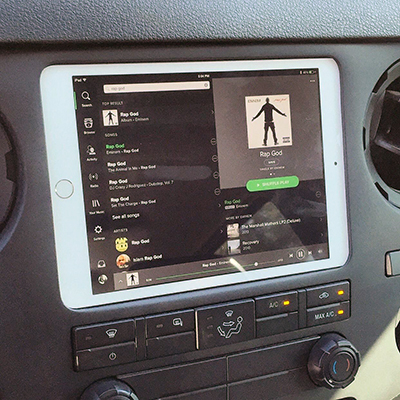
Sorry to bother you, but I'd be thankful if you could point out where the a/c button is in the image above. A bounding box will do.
[307,301,350,327]
[256,291,298,318]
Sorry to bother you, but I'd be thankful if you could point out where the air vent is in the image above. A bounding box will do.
[365,60,400,207]
[0,111,21,250]
[396,321,400,353]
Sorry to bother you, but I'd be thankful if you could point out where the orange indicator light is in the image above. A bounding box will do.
[338,290,344,296]
[338,310,344,315]
[283,300,290,306]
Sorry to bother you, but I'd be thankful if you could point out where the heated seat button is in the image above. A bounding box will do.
[73,319,135,350]
[306,281,350,308]
[146,310,194,338]
[75,341,136,371]
[196,300,255,350]
[147,331,196,359]
[307,301,350,327]
[256,291,298,317]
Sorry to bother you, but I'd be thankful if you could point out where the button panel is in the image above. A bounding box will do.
[227,336,318,382]
[72,281,350,371]
[121,358,227,400]
[119,337,319,400]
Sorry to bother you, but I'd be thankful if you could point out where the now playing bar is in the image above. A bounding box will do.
[112,244,328,291]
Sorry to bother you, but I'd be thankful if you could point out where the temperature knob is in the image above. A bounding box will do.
[80,379,139,400]
[307,333,360,389]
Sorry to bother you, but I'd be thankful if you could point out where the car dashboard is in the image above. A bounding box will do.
[1,1,400,400]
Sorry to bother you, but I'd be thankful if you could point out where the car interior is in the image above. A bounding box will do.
[1,1,400,399]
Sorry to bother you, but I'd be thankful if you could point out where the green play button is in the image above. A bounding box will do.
[246,176,300,192]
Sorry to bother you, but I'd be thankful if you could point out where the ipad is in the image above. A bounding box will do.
[40,59,348,308]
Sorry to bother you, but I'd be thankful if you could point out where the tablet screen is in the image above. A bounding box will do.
[71,68,328,295]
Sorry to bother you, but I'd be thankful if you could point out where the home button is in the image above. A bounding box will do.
[55,179,74,199]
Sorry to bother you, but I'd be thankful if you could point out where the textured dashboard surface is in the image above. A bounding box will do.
[0,0,400,44]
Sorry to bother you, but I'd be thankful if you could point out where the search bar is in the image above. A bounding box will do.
[104,81,210,94]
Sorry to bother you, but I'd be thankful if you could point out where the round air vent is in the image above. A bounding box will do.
[0,111,21,250]
[365,60,400,207]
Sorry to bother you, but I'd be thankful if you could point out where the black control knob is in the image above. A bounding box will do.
[307,333,360,389]
[80,379,139,400]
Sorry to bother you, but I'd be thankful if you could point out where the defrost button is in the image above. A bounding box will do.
[73,319,135,350]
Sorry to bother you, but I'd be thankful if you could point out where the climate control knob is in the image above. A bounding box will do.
[80,379,139,400]
[307,333,360,389]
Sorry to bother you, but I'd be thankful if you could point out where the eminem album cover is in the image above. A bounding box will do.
[245,94,292,149]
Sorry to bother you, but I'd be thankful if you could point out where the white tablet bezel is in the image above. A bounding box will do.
[40,58,348,309]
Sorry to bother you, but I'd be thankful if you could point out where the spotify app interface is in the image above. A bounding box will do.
[72,68,328,294]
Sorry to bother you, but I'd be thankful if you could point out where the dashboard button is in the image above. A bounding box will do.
[307,301,350,327]
[146,310,194,338]
[306,281,350,308]
[386,250,400,276]
[73,319,135,350]
[256,312,298,337]
[147,331,196,359]
[196,300,255,350]
[255,291,298,317]
[75,341,136,371]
